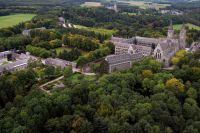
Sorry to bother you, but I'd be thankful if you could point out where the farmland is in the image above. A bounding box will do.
[0,14,36,28]
[81,2,102,7]
[75,25,117,36]
[118,0,170,10]
[173,23,200,30]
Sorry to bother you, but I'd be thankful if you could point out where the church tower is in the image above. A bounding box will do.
[168,20,174,39]
[179,24,187,49]
[114,1,118,13]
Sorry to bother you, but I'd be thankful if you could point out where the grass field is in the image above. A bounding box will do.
[0,14,36,28]
[75,25,117,36]
[81,2,102,7]
[55,47,72,54]
[173,23,200,30]
[121,12,137,16]
[118,0,170,10]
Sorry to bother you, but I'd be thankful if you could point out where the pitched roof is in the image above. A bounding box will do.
[45,58,76,67]
[0,60,28,73]
[115,42,132,47]
[0,51,12,57]
[159,38,179,51]
[190,42,200,52]
[135,36,159,44]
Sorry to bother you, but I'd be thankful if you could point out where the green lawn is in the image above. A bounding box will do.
[121,12,137,16]
[0,14,36,28]
[81,2,102,7]
[118,0,170,10]
[173,23,200,31]
[55,47,72,54]
[68,73,96,84]
[75,25,117,36]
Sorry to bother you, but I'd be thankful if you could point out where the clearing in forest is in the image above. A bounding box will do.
[173,23,200,31]
[118,0,170,10]
[75,25,117,36]
[0,14,36,28]
[81,2,102,7]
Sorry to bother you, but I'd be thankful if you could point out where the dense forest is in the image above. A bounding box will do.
[0,0,200,132]
[1,51,200,132]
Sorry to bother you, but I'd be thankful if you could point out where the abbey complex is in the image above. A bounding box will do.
[106,21,187,73]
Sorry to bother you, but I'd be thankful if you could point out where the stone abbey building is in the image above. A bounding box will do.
[106,22,187,73]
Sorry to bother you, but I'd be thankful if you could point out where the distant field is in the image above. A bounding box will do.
[81,2,102,7]
[173,23,200,30]
[0,14,36,28]
[121,12,137,16]
[118,0,170,10]
[75,25,117,36]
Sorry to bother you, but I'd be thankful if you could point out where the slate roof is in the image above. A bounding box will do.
[159,38,179,51]
[135,36,159,45]
[115,42,132,47]
[190,42,200,52]
[158,38,179,58]
[45,58,76,68]
[0,51,12,57]
[0,60,28,73]
[132,45,152,55]
[112,36,159,45]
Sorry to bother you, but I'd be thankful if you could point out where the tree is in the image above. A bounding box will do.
[166,78,185,92]
[172,57,180,65]
[172,50,188,65]
[142,70,153,78]
[186,88,197,99]
[44,66,55,78]
[64,66,73,78]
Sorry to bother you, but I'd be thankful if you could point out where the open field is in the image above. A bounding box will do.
[81,2,102,7]
[0,14,36,28]
[118,0,170,10]
[55,47,72,54]
[173,23,200,30]
[75,25,117,36]
[121,12,137,16]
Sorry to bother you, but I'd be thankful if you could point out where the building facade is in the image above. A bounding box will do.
[105,53,144,73]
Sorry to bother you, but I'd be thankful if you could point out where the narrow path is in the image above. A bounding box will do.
[39,68,96,94]
[39,76,64,94]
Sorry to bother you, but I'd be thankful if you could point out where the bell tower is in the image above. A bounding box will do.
[179,24,187,49]
[168,20,174,39]
[114,1,118,13]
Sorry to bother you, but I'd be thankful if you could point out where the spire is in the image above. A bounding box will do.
[181,23,186,30]
[168,20,174,38]
[114,0,118,13]
[168,20,173,30]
